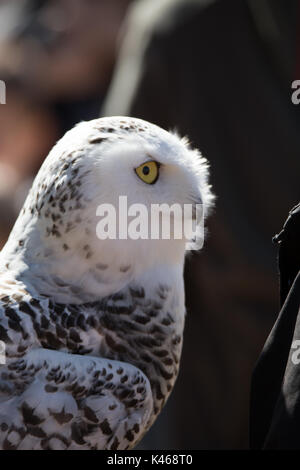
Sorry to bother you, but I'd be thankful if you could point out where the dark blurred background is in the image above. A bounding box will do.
[0,0,300,449]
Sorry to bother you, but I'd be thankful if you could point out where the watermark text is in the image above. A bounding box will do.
[0,80,6,104]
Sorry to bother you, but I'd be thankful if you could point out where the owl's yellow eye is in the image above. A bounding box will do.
[135,161,160,184]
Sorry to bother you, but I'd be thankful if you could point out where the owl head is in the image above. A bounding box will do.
[1,117,214,301]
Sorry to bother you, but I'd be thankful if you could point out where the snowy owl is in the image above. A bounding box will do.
[0,116,214,450]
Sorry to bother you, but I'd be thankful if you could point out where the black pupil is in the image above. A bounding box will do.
[143,165,150,175]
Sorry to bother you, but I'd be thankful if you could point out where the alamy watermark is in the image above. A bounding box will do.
[291,340,300,364]
[0,80,6,104]
[0,340,6,364]
[95,196,204,250]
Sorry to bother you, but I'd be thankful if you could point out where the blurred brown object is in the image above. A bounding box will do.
[0,0,132,100]
[104,0,300,449]
[0,78,57,178]
[0,76,58,247]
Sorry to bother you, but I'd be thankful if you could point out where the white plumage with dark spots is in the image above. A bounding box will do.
[0,116,214,450]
